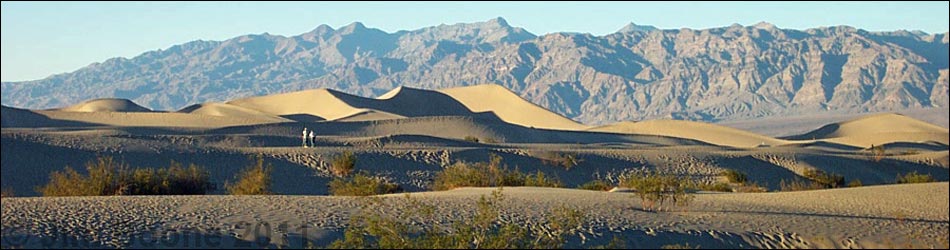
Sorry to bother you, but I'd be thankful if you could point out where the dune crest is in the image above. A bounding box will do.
[439,84,589,131]
[788,113,949,147]
[590,120,788,148]
[56,98,152,113]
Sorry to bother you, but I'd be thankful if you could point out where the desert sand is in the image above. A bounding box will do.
[2,184,947,248]
[2,84,948,249]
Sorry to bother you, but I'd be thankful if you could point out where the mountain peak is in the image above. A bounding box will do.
[340,22,367,33]
[618,22,658,33]
[311,24,334,34]
[752,21,777,30]
[486,17,510,27]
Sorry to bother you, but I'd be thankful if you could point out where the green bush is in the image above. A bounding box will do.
[328,189,584,249]
[693,182,732,192]
[577,180,613,191]
[226,155,273,195]
[431,154,524,191]
[779,178,826,192]
[620,171,693,211]
[329,172,401,196]
[331,151,357,178]
[523,170,563,188]
[896,171,935,184]
[802,169,845,188]
[721,169,747,184]
[38,156,214,196]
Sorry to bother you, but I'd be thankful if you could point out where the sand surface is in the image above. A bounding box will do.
[3,184,948,249]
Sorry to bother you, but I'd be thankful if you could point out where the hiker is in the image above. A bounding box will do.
[302,128,309,148]
[309,130,316,147]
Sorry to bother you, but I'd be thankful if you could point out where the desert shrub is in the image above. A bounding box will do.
[896,171,935,184]
[661,243,700,249]
[870,144,886,162]
[39,156,214,196]
[733,181,768,193]
[538,151,582,170]
[431,154,524,191]
[620,171,693,211]
[463,136,480,143]
[577,179,613,191]
[523,170,563,188]
[693,182,732,192]
[779,178,826,192]
[720,169,748,184]
[482,137,499,143]
[846,179,863,187]
[226,155,273,195]
[328,189,584,249]
[1,187,14,198]
[330,151,357,178]
[329,172,401,196]
[802,169,845,188]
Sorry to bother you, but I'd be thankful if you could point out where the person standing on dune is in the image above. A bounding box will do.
[309,130,316,147]
[302,127,309,148]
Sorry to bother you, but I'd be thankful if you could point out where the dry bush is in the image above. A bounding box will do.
[620,171,693,211]
[896,171,935,184]
[328,188,584,249]
[720,169,747,184]
[577,179,614,191]
[538,151,582,170]
[523,170,563,188]
[802,169,845,188]
[1,187,14,198]
[330,151,357,177]
[39,156,214,196]
[226,155,273,195]
[329,172,401,196]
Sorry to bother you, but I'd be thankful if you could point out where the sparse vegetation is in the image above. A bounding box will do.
[846,179,863,187]
[38,156,214,196]
[431,154,571,191]
[523,170,563,188]
[226,155,273,195]
[869,144,886,162]
[802,169,845,188]
[661,243,700,249]
[693,182,732,192]
[538,151,582,170]
[896,171,935,184]
[463,135,480,143]
[577,179,613,191]
[1,187,14,198]
[329,172,401,196]
[620,171,693,211]
[779,178,826,192]
[328,188,585,249]
[733,181,768,193]
[721,169,748,184]
[330,151,357,177]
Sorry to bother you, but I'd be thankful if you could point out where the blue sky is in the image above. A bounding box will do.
[2,1,948,82]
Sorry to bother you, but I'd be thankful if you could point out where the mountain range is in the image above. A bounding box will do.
[2,17,947,125]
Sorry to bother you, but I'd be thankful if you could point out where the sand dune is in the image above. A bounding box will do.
[590,120,789,148]
[177,102,290,123]
[56,98,153,113]
[226,89,360,121]
[787,113,949,148]
[333,109,407,122]
[439,84,589,131]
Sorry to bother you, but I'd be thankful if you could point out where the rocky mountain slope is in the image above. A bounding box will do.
[2,17,947,125]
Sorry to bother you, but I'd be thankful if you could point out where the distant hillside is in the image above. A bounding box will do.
[2,18,947,125]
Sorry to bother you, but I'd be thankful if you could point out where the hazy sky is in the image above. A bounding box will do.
[2,1,948,82]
